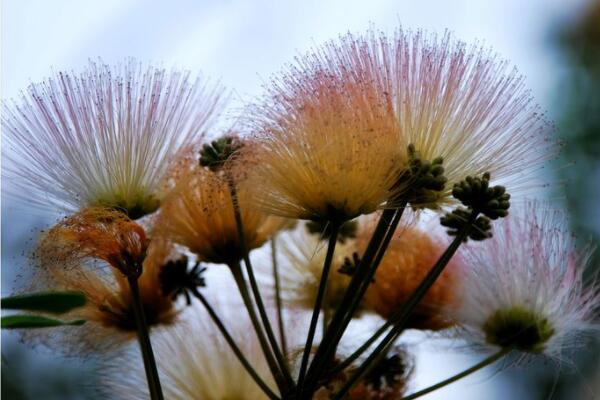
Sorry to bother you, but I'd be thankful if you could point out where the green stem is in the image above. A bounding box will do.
[296,222,340,395]
[229,262,288,393]
[228,179,295,389]
[304,208,402,396]
[332,210,478,399]
[322,305,330,338]
[271,236,288,358]
[127,277,164,400]
[400,349,510,400]
[192,289,280,400]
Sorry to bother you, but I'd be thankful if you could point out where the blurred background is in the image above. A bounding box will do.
[2,0,599,398]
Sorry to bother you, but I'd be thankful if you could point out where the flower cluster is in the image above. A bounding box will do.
[2,28,597,400]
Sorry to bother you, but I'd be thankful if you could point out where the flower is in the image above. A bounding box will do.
[388,29,557,208]
[38,207,147,277]
[277,227,357,312]
[107,300,276,400]
[246,42,406,221]
[155,150,286,265]
[248,28,557,214]
[34,209,178,345]
[2,59,224,218]
[451,203,599,357]
[364,224,460,331]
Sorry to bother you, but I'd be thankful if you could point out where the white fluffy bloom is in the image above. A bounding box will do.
[2,59,224,218]
[452,203,599,357]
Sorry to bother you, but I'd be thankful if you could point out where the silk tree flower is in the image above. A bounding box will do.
[245,46,406,222]
[451,204,599,357]
[108,300,276,400]
[277,228,358,312]
[385,29,557,208]
[249,28,557,214]
[2,59,224,218]
[155,150,287,265]
[364,224,461,331]
[33,208,178,348]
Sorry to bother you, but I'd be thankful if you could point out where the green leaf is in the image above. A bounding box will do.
[1,315,86,329]
[1,291,87,314]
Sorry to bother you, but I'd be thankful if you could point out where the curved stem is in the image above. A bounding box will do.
[296,222,340,395]
[229,262,288,393]
[192,289,280,400]
[228,178,294,389]
[401,349,510,400]
[127,277,164,400]
[271,236,288,358]
[332,210,478,400]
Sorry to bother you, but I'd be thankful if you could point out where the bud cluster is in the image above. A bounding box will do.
[199,136,242,171]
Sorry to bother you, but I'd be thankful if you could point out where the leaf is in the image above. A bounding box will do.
[1,291,87,314]
[1,315,86,329]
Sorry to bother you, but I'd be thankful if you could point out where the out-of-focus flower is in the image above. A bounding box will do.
[2,59,224,218]
[452,203,599,357]
[34,209,177,345]
[155,149,286,265]
[363,223,460,331]
[277,229,357,312]
[108,301,276,400]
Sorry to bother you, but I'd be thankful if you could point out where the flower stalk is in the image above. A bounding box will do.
[333,199,491,398]
[271,236,288,358]
[192,288,280,400]
[127,276,164,400]
[228,177,295,390]
[400,349,511,400]
[229,262,289,393]
[303,207,404,396]
[296,222,340,394]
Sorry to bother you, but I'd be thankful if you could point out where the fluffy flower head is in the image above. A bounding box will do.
[2,59,224,218]
[452,203,599,356]
[38,207,147,277]
[156,152,286,264]
[34,217,177,347]
[247,42,406,221]
[249,28,557,213]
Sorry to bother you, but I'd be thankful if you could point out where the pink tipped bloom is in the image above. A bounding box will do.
[2,59,224,218]
[247,28,557,215]
[452,202,599,357]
